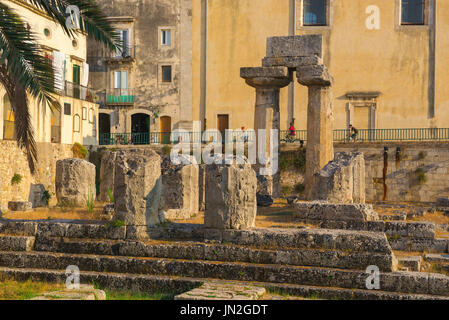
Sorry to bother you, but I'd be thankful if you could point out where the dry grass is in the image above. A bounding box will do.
[0,279,64,300]
[411,212,449,225]
[2,203,106,221]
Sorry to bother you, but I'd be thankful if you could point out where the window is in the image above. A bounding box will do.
[401,0,425,25]
[161,30,171,46]
[73,114,80,133]
[3,94,15,140]
[44,28,51,38]
[64,103,71,115]
[116,29,130,57]
[114,71,128,89]
[303,0,327,26]
[162,66,172,82]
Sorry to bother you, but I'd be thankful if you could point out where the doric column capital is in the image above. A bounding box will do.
[240,67,292,89]
[297,64,333,87]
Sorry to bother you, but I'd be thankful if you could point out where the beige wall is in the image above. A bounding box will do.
[193,0,449,132]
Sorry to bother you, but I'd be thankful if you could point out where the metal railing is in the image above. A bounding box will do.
[88,45,137,61]
[94,89,135,106]
[60,81,94,102]
[99,128,449,146]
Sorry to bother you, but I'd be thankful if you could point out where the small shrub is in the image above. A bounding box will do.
[293,149,307,173]
[162,145,171,156]
[72,142,88,159]
[294,183,306,194]
[107,188,115,203]
[11,173,22,186]
[87,189,95,214]
[415,167,427,185]
[281,185,292,197]
[41,190,51,205]
[110,220,125,228]
[417,151,426,160]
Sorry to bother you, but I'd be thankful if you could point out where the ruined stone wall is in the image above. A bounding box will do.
[282,143,449,203]
[0,141,73,211]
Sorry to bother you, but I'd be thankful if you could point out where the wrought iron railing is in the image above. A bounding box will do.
[60,81,94,102]
[88,45,137,61]
[99,128,449,146]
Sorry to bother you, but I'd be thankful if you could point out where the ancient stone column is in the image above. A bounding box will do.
[297,64,334,199]
[55,158,96,207]
[240,67,291,198]
[205,161,257,230]
[113,149,163,239]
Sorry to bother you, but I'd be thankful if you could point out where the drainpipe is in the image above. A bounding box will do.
[200,0,208,132]
[288,0,296,126]
[428,0,436,119]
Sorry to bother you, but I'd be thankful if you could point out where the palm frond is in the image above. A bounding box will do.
[28,0,121,51]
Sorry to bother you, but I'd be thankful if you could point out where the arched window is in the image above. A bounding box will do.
[3,95,15,140]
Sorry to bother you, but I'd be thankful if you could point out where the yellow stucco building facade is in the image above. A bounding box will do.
[0,0,99,146]
[192,0,449,133]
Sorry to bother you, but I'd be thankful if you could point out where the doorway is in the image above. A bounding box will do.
[99,113,111,145]
[131,113,150,144]
[160,116,172,144]
[217,114,229,143]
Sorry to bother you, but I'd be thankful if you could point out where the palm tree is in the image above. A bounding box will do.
[0,0,120,173]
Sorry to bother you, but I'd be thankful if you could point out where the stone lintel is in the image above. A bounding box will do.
[240,66,290,79]
[297,64,333,87]
[266,34,323,58]
[241,67,291,89]
[262,55,323,68]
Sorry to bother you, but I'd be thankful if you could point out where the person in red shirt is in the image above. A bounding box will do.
[289,122,296,139]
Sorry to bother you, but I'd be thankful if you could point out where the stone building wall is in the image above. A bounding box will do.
[0,141,73,211]
[281,142,449,203]
[89,0,193,133]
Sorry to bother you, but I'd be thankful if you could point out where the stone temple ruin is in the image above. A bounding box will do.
[0,35,448,300]
[240,34,336,200]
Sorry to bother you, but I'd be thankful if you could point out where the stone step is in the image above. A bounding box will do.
[0,235,34,252]
[0,220,393,253]
[33,237,396,272]
[174,282,266,300]
[0,266,446,300]
[397,256,422,272]
[0,250,447,296]
[424,254,449,263]
[29,284,106,300]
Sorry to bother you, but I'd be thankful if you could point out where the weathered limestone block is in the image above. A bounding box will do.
[160,156,199,220]
[8,201,32,212]
[99,150,117,202]
[262,55,323,68]
[294,201,379,222]
[113,149,163,239]
[55,158,96,206]
[436,197,449,207]
[297,64,332,86]
[205,162,257,230]
[199,164,206,211]
[312,152,366,204]
[266,34,322,58]
[29,184,47,208]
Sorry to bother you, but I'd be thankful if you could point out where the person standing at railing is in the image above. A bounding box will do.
[349,124,358,142]
[241,126,249,142]
[289,122,296,141]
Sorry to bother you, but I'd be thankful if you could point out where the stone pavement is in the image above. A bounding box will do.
[175,281,266,300]
[30,284,106,300]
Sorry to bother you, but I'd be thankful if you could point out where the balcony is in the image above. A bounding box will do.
[58,81,94,103]
[95,88,135,107]
[87,45,136,68]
